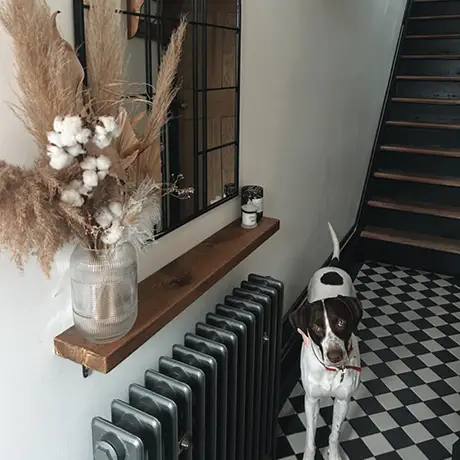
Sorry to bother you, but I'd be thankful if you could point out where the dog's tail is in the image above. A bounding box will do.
[328,222,340,267]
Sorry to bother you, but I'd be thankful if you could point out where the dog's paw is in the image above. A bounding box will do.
[327,444,343,460]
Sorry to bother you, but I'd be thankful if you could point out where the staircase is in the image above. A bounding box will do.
[358,0,460,275]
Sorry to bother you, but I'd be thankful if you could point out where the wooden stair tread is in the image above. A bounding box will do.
[397,75,460,81]
[374,170,460,187]
[392,97,460,105]
[386,120,460,130]
[406,34,460,39]
[401,55,460,59]
[410,14,460,20]
[361,226,460,255]
[381,145,460,157]
[368,198,460,219]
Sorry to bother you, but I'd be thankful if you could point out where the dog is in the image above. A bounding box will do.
[290,223,363,460]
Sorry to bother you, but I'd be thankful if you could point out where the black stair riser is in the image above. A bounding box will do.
[383,124,460,149]
[388,101,460,123]
[377,151,460,177]
[395,79,460,99]
[370,178,460,208]
[411,2,460,17]
[399,58,460,77]
[402,38,460,55]
[407,17,460,35]
[357,238,460,277]
[365,206,460,240]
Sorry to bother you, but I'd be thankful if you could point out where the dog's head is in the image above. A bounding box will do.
[289,295,363,368]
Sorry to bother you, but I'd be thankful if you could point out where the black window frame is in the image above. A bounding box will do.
[72,0,241,239]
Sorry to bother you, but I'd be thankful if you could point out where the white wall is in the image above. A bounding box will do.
[0,0,405,458]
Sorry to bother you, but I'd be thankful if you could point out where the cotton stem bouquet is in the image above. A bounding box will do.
[0,0,192,278]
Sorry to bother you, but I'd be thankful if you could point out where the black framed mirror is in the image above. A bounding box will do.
[73,0,241,237]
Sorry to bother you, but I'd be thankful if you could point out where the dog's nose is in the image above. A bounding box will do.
[327,349,344,364]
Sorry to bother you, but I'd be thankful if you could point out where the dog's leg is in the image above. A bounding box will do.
[328,398,349,460]
[303,396,319,460]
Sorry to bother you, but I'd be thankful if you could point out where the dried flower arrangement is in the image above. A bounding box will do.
[0,0,192,278]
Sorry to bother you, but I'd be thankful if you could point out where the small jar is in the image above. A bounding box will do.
[241,185,264,222]
[241,202,258,229]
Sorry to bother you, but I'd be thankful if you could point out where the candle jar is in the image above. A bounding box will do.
[241,202,258,229]
[241,185,264,222]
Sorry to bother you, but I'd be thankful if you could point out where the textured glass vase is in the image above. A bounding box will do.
[70,243,138,344]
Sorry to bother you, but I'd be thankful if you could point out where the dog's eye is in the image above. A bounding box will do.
[337,319,346,329]
[312,324,323,334]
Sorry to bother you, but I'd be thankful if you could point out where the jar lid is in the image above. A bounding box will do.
[241,185,263,199]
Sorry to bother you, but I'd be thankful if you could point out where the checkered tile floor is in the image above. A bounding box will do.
[276,261,460,460]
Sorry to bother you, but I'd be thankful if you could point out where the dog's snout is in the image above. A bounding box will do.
[327,349,344,364]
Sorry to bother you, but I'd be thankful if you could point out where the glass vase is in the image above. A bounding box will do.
[69,242,138,344]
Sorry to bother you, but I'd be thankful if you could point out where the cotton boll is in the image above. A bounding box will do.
[94,125,107,136]
[66,144,86,157]
[108,201,123,218]
[60,116,83,147]
[61,188,84,207]
[49,152,73,170]
[47,145,65,157]
[101,221,124,245]
[82,170,99,188]
[53,116,65,133]
[69,179,83,190]
[95,207,113,229]
[47,131,64,147]
[79,185,93,196]
[99,116,120,137]
[75,128,92,145]
[98,170,108,181]
[96,155,112,171]
[93,134,111,149]
[80,156,98,170]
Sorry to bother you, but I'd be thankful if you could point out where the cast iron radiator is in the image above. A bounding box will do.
[91,274,284,460]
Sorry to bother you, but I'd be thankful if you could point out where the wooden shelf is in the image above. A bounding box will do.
[361,226,460,255]
[54,217,280,374]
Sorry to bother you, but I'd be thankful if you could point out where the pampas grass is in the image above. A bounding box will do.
[136,19,187,182]
[86,0,126,117]
[0,0,190,278]
[0,0,84,151]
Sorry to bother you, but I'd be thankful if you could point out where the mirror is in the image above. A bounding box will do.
[76,0,241,235]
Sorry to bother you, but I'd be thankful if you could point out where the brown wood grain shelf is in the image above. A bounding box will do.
[368,198,460,220]
[374,170,460,187]
[410,14,460,20]
[54,217,280,374]
[397,75,460,81]
[361,226,460,255]
[386,120,460,130]
[380,145,460,158]
[391,97,460,105]
[406,34,460,39]
[401,55,460,59]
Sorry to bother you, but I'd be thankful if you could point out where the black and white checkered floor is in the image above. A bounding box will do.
[276,261,460,460]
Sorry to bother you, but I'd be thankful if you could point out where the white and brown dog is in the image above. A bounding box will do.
[290,223,363,460]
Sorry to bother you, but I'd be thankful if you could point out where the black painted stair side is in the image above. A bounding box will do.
[358,0,460,276]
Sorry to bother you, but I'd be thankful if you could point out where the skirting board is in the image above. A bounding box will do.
[278,226,362,411]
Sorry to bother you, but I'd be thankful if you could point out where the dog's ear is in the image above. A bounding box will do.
[289,303,309,333]
[338,295,363,329]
